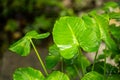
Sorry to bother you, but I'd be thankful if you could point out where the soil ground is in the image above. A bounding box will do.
[0,47,48,80]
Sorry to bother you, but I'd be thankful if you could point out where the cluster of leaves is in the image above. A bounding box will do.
[0,0,74,59]
[9,1,120,80]
[0,0,75,48]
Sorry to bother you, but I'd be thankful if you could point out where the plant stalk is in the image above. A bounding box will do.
[78,48,85,76]
[104,56,106,79]
[92,50,99,71]
[30,39,48,76]
[61,57,64,72]
[73,65,81,80]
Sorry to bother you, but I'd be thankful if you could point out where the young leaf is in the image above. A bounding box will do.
[81,71,104,80]
[46,71,70,80]
[53,16,100,59]
[13,67,45,80]
[9,30,50,56]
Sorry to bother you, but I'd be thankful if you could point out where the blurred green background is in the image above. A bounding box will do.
[0,0,119,80]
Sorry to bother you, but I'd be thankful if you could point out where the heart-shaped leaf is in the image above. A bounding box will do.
[13,67,45,80]
[53,16,100,59]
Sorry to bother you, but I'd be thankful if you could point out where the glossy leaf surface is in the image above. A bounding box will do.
[13,67,45,80]
[53,16,100,59]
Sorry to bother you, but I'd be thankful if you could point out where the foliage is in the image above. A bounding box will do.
[9,1,120,80]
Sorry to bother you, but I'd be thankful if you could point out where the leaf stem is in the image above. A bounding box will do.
[104,54,107,79]
[30,39,48,76]
[73,65,81,80]
[61,57,64,72]
[92,50,99,71]
[78,49,85,76]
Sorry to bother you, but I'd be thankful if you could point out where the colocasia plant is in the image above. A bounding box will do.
[9,2,120,80]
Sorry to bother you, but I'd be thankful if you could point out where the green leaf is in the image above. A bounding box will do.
[46,44,61,69]
[81,71,104,80]
[81,15,100,51]
[53,16,100,59]
[53,17,79,59]
[5,19,18,32]
[25,30,50,39]
[33,16,51,30]
[45,55,60,69]
[9,37,30,56]
[13,67,45,80]
[46,71,70,80]
[103,2,118,11]
[9,30,50,56]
